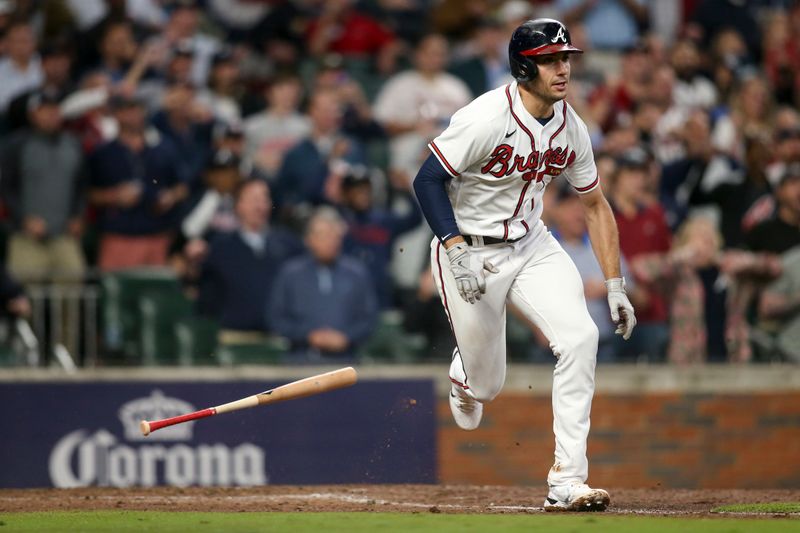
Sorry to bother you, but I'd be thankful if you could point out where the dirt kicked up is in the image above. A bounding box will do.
[1,486,799,517]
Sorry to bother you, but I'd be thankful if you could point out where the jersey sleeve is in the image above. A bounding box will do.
[428,104,496,178]
[563,119,599,194]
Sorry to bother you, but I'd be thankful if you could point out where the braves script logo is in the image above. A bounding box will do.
[552,25,567,44]
[480,144,576,182]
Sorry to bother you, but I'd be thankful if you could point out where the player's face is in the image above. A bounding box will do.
[531,52,572,103]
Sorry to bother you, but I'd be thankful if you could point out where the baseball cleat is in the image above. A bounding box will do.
[449,384,483,430]
[543,483,610,512]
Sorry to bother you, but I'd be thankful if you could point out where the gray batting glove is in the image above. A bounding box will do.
[446,242,499,304]
[605,277,636,340]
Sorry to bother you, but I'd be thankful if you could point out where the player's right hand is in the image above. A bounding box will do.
[445,242,499,304]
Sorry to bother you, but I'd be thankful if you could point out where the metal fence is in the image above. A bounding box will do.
[25,284,100,369]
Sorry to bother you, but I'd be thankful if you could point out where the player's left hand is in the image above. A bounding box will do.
[446,242,499,304]
[605,277,636,340]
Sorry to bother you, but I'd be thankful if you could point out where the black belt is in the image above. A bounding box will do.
[463,235,522,246]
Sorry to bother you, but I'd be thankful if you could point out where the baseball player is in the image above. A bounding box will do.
[413,19,636,512]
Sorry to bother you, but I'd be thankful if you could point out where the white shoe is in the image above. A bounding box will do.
[449,383,482,430]
[544,483,610,512]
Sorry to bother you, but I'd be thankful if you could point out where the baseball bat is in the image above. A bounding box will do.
[139,366,358,436]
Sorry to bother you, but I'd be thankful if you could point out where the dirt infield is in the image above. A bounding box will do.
[1,486,799,517]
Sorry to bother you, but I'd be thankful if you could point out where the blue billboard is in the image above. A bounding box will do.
[0,379,436,488]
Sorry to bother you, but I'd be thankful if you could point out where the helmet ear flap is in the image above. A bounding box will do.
[511,56,538,82]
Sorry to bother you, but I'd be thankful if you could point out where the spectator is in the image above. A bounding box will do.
[766,123,800,191]
[213,121,245,161]
[687,133,773,248]
[373,33,472,181]
[306,0,398,75]
[745,163,800,255]
[198,178,303,343]
[647,64,705,166]
[670,38,718,111]
[312,55,385,143]
[243,75,310,181]
[144,2,220,86]
[755,247,800,362]
[1,90,86,284]
[6,42,74,132]
[269,207,377,362]
[660,110,744,232]
[557,0,648,52]
[711,76,774,161]
[553,188,637,362]
[762,10,798,106]
[196,48,243,125]
[610,148,672,360]
[631,215,729,363]
[587,43,652,134]
[88,95,188,271]
[274,88,364,223]
[152,82,215,188]
[93,20,138,83]
[689,0,762,58]
[338,166,422,308]
[0,21,43,114]
[175,149,243,289]
[450,19,512,97]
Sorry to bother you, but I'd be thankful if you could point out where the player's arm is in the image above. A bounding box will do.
[412,154,462,247]
[578,187,637,340]
[413,154,497,303]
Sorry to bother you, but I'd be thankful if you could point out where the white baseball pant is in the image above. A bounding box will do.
[431,224,599,487]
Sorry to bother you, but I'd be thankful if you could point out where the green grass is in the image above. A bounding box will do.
[712,502,800,514]
[0,511,798,532]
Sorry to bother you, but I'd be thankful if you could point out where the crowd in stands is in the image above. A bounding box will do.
[1,0,800,365]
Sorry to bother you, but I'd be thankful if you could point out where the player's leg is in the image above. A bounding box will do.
[506,233,607,507]
[430,240,514,406]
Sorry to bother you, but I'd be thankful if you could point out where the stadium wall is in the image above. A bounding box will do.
[2,365,799,489]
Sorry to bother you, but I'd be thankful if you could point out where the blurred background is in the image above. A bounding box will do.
[0,0,799,491]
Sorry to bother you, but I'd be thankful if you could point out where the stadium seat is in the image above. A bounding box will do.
[174,316,219,366]
[359,310,427,363]
[138,290,193,365]
[100,269,184,362]
[216,337,289,365]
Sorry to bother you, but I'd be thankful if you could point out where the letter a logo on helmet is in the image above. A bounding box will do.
[551,25,567,44]
[509,18,583,82]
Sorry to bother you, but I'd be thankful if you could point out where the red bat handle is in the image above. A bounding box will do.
[141,407,216,436]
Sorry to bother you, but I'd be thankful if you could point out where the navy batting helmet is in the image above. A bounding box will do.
[509,19,583,82]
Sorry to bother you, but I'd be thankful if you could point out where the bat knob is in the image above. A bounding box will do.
[140,420,151,437]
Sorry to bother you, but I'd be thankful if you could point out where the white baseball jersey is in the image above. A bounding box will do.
[428,81,598,241]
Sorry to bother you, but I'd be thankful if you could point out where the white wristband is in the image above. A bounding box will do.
[604,277,626,293]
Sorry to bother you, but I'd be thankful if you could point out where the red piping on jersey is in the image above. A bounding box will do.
[437,242,469,388]
[503,84,537,238]
[549,101,568,145]
[505,85,536,152]
[575,174,599,192]
[430,141,460,177]
[521,220,530,232]
[450,377,470,390]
